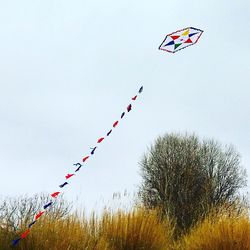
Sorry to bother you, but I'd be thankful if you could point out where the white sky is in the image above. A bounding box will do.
[0,0,250,213]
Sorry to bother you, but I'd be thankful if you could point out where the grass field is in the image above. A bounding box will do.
[2,206,250,250]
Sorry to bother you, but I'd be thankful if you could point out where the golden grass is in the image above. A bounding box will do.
[98,208,174,250]
[178,210,250,250]
[4,206,250,250]
[12,215,108,250]
[7,207,174,250]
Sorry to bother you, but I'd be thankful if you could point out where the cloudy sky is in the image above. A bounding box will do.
[0,0,249,212]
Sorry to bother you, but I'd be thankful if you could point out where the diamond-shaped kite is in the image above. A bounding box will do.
[159,27,203,53]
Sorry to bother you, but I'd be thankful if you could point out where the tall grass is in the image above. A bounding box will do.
[178,209,250,250]
[2,205,250,250]
[4,207,174,250]
[97,208,174,250]
[10,215,108,250]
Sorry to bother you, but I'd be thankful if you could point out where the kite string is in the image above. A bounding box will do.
[12,85,143,246]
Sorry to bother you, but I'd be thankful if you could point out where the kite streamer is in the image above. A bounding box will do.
[12,85,143,246]
[159,27,203,53]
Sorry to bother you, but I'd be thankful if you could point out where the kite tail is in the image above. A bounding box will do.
[12,85,143,246]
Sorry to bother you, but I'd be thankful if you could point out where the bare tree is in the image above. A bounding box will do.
[139,133,247,232]
[0,193,72,231]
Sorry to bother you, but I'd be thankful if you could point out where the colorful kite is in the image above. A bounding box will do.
[12,86,144,246]
[159,27,203,53]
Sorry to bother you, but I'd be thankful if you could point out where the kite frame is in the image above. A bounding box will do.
[158,27,204,53]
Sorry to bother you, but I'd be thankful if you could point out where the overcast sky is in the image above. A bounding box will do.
[0,0,250,213]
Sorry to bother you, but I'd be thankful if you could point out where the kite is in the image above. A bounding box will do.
[65,174,74,179]
[107,129,112,136]
[35,211,44,220]
[97,137,104,143]
[75,166,81,172]
[82,156,90,162]
[159,27,203,53]
[127,104,132,112]
[51,191,60,198]
[12,85,144,246]
[90,147,97,155]
[12,238,21,246]
[132,95,137,101]
[59,182,68,188]
[73,163,82,167]
[113,121,119,128]
[28,221,37,228]
[74,163,83,172]
[43,202,53,209]
[21,229,30,239]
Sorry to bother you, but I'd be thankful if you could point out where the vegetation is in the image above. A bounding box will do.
[1,133,249,249]
[1,204,175,250]
[0,195,250,249]
[178,208,250,250]
[139,133,247,232]
[0,193,72,232]
[1,201,250,250]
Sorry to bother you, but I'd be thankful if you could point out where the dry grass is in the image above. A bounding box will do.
[11,215,108,250]
[178,210,250,250]
[98,208,174,250]
[3,206,250,250]
[6,207,174,250]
